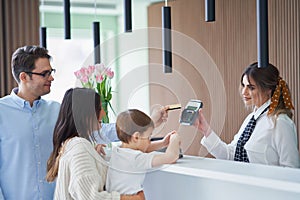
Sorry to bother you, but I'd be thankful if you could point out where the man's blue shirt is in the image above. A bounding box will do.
[95,123,119,144]
[0,89,60,200]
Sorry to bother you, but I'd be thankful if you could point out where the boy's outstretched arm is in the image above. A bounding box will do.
[151,133,181,167]
[146,131,175,152]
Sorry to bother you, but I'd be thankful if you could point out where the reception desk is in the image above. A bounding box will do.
[144,156,300,200]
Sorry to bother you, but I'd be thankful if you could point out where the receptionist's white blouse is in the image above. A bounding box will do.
[201,100,300,168]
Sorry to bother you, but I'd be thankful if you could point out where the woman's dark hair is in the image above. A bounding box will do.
[241,62,293,118]
[46,88,101,181]
[11,45,51,83]
[116,109,154,143]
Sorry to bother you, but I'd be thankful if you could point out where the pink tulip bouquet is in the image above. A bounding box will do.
[74,63,115,123]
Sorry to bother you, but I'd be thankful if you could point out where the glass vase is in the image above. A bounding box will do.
[102,101,109,123]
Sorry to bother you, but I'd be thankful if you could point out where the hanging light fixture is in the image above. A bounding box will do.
[162,0,172,73]
[40,27,47,48]
[205,0,215,22]
[256,0,269,68]
[64,0,71,39]
[124,0,132,32]
[93,0,101,64]
[93,22,101,64]
[39,0,47,48]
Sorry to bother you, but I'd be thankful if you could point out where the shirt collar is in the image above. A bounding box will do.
[253,99,270,120]
[10,88,43,108]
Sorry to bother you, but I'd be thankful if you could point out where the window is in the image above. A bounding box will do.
[40,0,154,120]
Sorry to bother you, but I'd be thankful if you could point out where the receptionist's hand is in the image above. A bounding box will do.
[194,109,212,137]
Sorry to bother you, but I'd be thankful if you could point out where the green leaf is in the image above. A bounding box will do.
[108,101,117,116]
[107,93,112,101]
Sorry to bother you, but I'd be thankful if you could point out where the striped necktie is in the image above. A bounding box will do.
[234,107,269,162]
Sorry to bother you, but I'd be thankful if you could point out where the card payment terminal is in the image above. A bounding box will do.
[180,99,203,125]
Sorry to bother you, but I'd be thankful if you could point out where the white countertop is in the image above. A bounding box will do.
[144,156,300,200]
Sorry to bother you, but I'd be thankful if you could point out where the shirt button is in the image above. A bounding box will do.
[39,180,43,183]
[38,162,41,165]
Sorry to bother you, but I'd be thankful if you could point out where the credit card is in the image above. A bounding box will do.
[167,104,181,111]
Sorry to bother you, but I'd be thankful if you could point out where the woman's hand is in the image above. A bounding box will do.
[194,109,212,137]
[95,144,106,156]
[120,191,145,200]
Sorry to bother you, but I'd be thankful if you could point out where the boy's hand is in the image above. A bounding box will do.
[162,130,176,147]
[170,133,181,146]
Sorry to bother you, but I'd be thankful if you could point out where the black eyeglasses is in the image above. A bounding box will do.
[24,69,56,78]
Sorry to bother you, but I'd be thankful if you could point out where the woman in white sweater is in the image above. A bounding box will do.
[46,88,144,200]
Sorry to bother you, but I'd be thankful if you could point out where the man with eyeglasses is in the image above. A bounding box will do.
[0,46,59,199]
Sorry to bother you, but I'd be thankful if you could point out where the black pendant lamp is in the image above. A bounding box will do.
[93,21,101,64]
[124,0,132,32]
[64,0,71,39]
[256,0,269,68]
[40,0,47,48]
[205,0,215,22]
[40,27,47,48]
[162,2,172,73]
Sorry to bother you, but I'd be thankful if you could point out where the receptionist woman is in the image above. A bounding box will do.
[195,62,300,168]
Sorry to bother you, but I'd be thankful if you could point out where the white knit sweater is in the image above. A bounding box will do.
[54,137,120,200]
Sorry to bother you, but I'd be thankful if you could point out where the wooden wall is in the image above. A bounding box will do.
[147,0,300,156]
